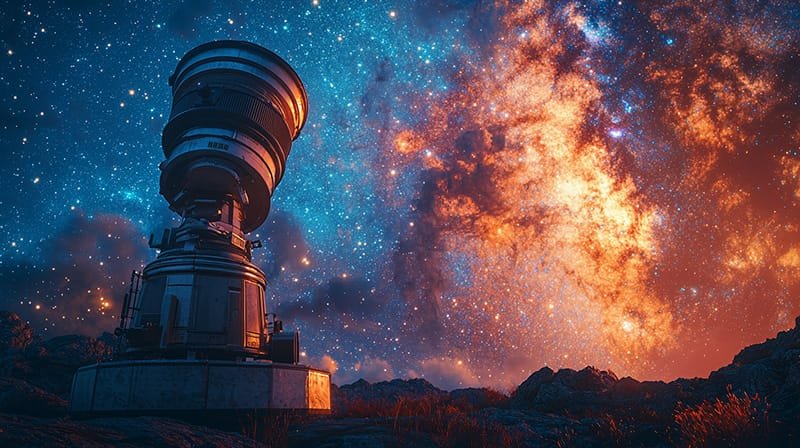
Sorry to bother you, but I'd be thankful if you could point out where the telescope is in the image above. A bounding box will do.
[70,41,331,415]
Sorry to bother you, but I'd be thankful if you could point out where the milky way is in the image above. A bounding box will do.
[1,0,798,390]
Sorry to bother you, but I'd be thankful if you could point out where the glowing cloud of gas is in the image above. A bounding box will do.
[377,0,800,387]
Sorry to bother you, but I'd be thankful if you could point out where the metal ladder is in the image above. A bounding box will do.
[118,270,143,330]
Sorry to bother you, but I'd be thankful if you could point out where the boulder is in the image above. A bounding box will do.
[448,387,506,409]
[553,367,618,392]
[509,366,555,406]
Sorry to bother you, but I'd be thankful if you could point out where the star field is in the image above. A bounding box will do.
[1,0,799,390]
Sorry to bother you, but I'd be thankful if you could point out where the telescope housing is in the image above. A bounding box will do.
[70,41,330,416]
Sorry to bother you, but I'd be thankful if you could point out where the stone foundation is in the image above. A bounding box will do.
[70,359,330,416]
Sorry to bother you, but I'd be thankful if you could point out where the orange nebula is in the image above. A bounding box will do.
[382,0,800,386]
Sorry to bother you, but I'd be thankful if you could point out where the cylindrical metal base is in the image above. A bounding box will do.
[126,247,269,358]
[69,359,331,416]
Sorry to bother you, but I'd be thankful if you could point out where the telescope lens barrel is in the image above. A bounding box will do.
[160,40,308,233]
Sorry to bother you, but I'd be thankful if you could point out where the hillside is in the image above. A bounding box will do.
[1,311,798,447]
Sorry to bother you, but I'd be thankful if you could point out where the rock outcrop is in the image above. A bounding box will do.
[0,312,115,397]
[0,311,798,446]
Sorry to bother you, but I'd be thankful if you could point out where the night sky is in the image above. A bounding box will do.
[1,0,799,390]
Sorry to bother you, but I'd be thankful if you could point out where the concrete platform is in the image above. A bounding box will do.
[69,359,330,416]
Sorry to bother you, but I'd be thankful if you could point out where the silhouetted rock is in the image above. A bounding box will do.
[510,366,555,406]
[448,387,507,409]
[0,377,67,417]
[0,314,117,397]
[497,318,800,444]
[18,334,115,397]
[334,378,506,414]
[556,366,618,392]
[510,366,624,414]
[338,378,444,402]
[1,310,800,445]
[700,317,800,430]
[333,378,448,417]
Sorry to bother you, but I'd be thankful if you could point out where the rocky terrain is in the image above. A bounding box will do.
[1,310,798,447]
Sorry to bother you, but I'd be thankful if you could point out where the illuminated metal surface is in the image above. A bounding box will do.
[70,41,330,415]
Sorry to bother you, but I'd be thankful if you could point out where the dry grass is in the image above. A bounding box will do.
[673,390,769,447]
[239,411,296,447]
[336,389,506,418]
[591,414,624,445]
[422,412,520,448]
[337,392,520,447]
